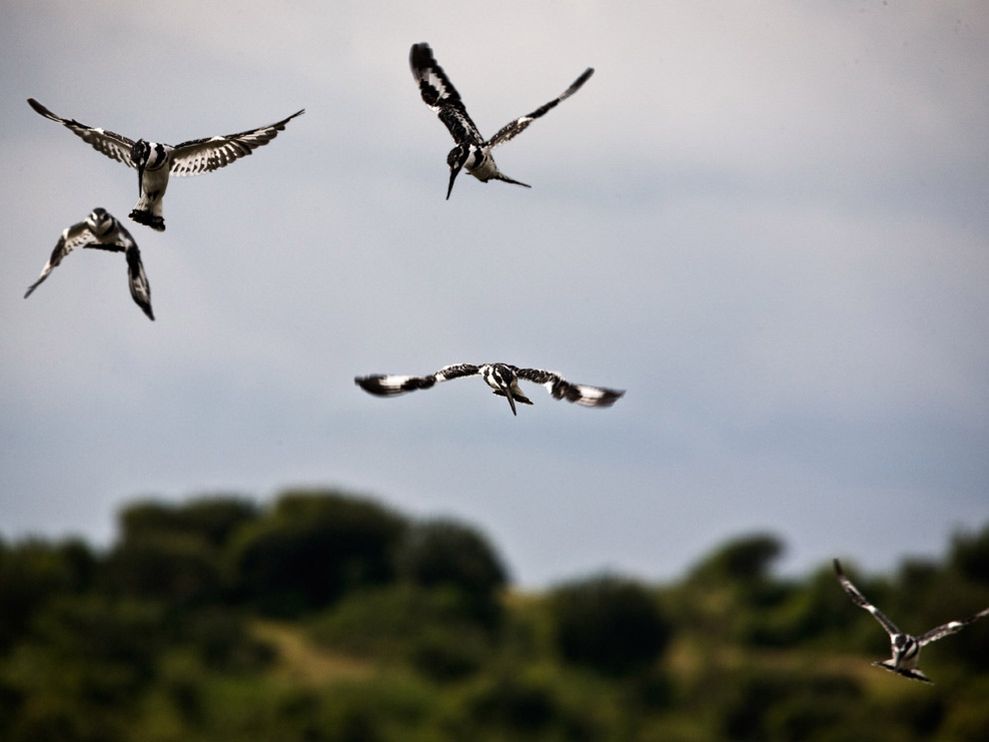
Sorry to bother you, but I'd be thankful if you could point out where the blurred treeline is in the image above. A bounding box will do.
[1,488,988,741]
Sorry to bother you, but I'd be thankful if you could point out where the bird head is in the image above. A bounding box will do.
[445,143,471,200]
[86,207,114,236]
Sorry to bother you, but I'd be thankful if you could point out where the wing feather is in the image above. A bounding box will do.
[918,606,989,647]
[355,364,479,397]
[515,367,624,407]
[170,109,305,176]
[833,559,902,637]
[486,67,593,148]
[24,220,97,297]
[410,43,484,146]
[27,98,135,167]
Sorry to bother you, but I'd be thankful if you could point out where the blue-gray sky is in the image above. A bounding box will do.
[2,1,987,586]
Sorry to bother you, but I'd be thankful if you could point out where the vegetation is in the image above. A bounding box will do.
[1,488,987,741]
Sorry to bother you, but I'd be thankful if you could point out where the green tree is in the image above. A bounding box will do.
[227,489,408,616]
[550,574,671,676]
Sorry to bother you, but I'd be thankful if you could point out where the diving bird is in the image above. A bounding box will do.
[27,98,304,231]
[24,207,154,321]
[355,363,623,416]
[409,42,594,199]
[833,558,989,683]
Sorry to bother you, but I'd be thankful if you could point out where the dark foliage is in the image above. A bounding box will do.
[228,489,408,616]
[550,574,672,675]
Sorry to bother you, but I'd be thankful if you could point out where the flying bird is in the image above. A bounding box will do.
[409,43,593,199]
[27,98,304,231]
[24,207,154,321]
[355,363,623,416]
[833,558,989,683]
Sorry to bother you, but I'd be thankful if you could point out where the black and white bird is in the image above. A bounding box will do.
[355,363,623,416]
[409,43,594,199]
[27,98,304,231]
[24,207,154,321]
[833,558,989,683]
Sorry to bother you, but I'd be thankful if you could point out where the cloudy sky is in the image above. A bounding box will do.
[1,1,986,587]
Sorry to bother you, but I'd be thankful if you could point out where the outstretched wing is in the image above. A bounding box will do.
[486,67,593,148]
[355,363,480,396]
[515,367,624,407]
[170,109,305,176]
[833,559,902,637]
[24,219,98,298]
[27,98,136,167]
[410,43,484,146]
[918,606,989,647]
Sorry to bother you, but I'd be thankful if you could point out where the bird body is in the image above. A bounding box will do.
[24,208,154,321]
[355,362,623,416]
[409,43,593,199]
[27,98,304,231]
[833,558,989,683]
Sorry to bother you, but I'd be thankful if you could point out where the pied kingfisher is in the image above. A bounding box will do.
[24,208,154,321]
[355,363,623,416]
[834,558,989,683]
[27,98,304,231]
[409,43,593,199]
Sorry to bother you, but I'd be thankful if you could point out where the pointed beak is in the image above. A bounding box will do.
[137,166,144,195]
[505,389,517,416]
[446,162,463,200]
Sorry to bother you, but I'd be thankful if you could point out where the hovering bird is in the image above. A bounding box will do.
[409,42,594,199]
[27,98,304,231]
[355,363,623,416]
[24,207,154,321]
[833,558,989,683]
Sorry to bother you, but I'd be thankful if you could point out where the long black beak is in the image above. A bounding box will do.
[137,166,144,196]
[505,388,517,416]
[446,162,463,200]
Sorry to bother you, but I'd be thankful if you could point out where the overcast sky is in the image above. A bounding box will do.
[1,1,987,587]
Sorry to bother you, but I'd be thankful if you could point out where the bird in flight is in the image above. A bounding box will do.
[833,558,989,683]
[27,98,304,231]
[355,362,623,416]
[409,43,593,199]
[24,207,154,321]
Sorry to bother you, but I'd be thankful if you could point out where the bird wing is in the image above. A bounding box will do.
[24,219,99,298]
[27,98,136,167]
[170,109,305,176]
[124,243,154,321]
[515,367,624,407]
[918,606,989,647]
[355,363,480,396]
[486,67,594,148]
[833,559,902,637]
[410,43,484,146]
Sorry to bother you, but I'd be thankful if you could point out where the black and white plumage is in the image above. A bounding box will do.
[409,43,594,199]
[24,208,154,321]
[355,363,623,416]
[833,558,989,683]
[27,98,304,231]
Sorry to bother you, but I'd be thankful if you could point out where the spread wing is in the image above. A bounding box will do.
[833,559,902,637]
[486,67,593,148]
[410,43,483,146]
[918,606,989,647]
[515,367,624,407]
[24,219,99,298]
[355,363,480,396]
[170,109,305,176]
[27,98,136,167]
